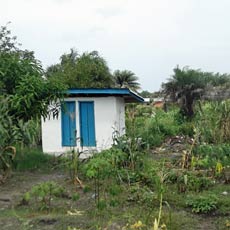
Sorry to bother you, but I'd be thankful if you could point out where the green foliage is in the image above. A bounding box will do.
[0,96,35,178]
[126,107,181,148]
[125,100,230,156]
[0,96,42,149]
[84,149,122,208]
[0,23,19,52]
[0,24,65,123]
[162,66,230,118]
[112,134,145,171]
[13,148,52,171]
[192,144,230,168]
[0,24,66,163]
[194,101,230,144]
[0,96,44,180]
[185,174,213,192]
[0,146,16,181]
[186,195,218,213]
[168,170,213,193]
[72,192,80,201]
[107,184,123,196]
[0,96,16,146]
[46,49,113,88]
[24,181,65,211]
[84,148,132,179]
[63,150,81,183]
[84,153,113,179]
[97,199,107,210]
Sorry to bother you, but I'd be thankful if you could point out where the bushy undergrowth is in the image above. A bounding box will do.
[0,96,42,179]
[193,144,230,168]
[186,195,218,213]
[126,101,230,149]
[13,148,53,171]
[0,101,228,230]
[195,100,230,144]
[22,181,66,211]
[126,107,186,148]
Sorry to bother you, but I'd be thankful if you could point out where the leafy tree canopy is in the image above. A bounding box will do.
[139,90,153,98]
[46,49,113,88]
[0,24,65,122]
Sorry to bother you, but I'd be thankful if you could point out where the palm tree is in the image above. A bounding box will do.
[162,66,212,118]
[113,70,140,92]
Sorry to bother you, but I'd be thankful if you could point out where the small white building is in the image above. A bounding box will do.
[42,88,144,155]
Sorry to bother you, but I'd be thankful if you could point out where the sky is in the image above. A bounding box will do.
[1,0,230,92]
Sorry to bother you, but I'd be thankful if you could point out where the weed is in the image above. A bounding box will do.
[186,195,218,213]
[22,181,65,212]
[65,149,84,188]
[169,170,213,193]
[72,193,80,201]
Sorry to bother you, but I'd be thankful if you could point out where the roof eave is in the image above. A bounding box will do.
[66,88,144,103]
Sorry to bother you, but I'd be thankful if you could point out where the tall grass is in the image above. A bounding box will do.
[195,100,230,144]
[13,148,53,171]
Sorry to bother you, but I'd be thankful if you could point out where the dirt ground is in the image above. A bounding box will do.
[0,171,64,208]
[0,170,87,230]
[0,170,229,230]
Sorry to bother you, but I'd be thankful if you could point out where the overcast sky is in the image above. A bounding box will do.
[1,0,230,92]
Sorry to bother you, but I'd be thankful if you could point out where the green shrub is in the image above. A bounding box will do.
[72,192,80,201]
[168,171,213,192]
[84,150,117,179]
[186,195,218,213]
[125,106,196,148]
[135,110,180,148]
[187,174,213,192]
[23,181,65,211]
[193,144,230,168]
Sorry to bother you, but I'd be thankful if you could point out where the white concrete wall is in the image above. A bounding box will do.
[42,96,125,155]
[115,97,126,136]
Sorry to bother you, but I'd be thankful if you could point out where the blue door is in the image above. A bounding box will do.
[79,102,96,147]
[61,101,76,146]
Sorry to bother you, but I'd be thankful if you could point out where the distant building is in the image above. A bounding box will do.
[152,97,164,108]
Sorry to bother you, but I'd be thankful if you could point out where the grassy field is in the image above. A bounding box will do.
[0,149,229,230]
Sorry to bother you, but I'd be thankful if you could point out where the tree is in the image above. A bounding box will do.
[139,90,153,98]
[0,24,65,122]
[112,70,140,92]
[46,49,113,88]
[161,66,230,118]
[0,24,67,177]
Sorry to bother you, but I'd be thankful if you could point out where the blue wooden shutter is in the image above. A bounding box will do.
[79,101,96,146]
[61,101,76,146]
